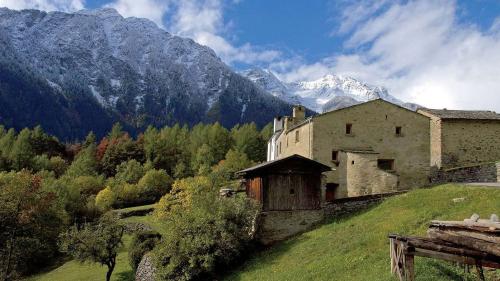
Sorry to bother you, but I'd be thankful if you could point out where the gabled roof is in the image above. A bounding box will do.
[236,154,332,177]
[418,108,500,120]
[284,99,426,133]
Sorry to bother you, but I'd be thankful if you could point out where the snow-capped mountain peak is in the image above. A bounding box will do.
[241,68,414,112]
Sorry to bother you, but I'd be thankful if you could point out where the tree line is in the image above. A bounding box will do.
[0,122,271,280]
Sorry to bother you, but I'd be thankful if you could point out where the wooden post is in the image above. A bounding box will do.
[404,254,415,281]
[475,260,485,281]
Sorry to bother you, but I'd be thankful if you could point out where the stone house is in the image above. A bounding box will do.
[268,99,431,199]
[417,108,500,169]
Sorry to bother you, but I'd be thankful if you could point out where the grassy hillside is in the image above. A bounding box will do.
[226,184,500,281]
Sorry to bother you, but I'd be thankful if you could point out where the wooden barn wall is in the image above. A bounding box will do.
[246,177,263,203]
[264,173,321,211]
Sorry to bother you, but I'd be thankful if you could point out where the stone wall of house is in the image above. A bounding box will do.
[256,210,324,245]
[135,254,155,281]
[274,120,313,159]
[323,191,405,217]
[343,152,399,197]
[274,100,431,200]
[439,120,500,169]
[313,100,430,198]
[430,162,500,184]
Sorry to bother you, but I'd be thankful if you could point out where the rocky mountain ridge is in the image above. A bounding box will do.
[241,68,419,112]
[0,7,292,139]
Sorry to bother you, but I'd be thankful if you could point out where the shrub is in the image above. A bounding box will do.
[154,176,212,219]
[153,194,258,281]
[95,187,116,211]
[129,231,162,272]
[73,175,105,195]
[115,159,145,184]
[0,171,66,279]
[137,169,173,201]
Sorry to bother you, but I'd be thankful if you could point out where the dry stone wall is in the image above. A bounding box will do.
[135,254,155,281]
[430,162,500,184]
[323,191,405,217]
[257,210,324,245]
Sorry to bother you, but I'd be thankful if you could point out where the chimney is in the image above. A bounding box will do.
[292,105,305,122]
[283,116,292,131]
[273,116,284,133]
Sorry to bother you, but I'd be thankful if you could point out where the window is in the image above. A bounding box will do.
[295,130,300,142]
[286,136,289,147]
[279,142,282,154]
[395,126,402,136]
[378,159,395,171]
[351,160,355,165]
[290,188,295,195]
[346,123,352,135]
[331,150,338,161]
[325,183,338,202]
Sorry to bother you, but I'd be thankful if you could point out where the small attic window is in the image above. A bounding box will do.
[331,150,338,161]
[295,130,300,142]
[396,126,402,136]
[346,124,352,135]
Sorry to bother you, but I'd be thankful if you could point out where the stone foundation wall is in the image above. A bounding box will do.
[257,210,324,245]
[323,191,405,217]
[430,162,500,184]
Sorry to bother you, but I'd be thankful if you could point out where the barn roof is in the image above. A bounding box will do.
[418,108,500,120]
[236,154,332,177]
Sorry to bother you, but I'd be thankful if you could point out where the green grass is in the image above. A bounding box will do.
[28,235,134,281]
[226,184,500,281]
[120,213,169,236]
[27,203,166,281]
[113,204,156,213]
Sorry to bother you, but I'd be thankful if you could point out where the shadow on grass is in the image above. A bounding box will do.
[115,270,135,281]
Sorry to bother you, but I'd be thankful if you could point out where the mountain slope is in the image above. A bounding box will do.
[0,8,292,139]
[226,184,500,281]
[241,68,417,113]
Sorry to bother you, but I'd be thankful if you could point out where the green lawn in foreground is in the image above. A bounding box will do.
[28,235,134,281]
[226,184,500,281]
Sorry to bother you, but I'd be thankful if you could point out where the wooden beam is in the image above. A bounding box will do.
[407,248,500,269]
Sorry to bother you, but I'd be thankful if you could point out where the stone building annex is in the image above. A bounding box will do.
[266,99,500,200]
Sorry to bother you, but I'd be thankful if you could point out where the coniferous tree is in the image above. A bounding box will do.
[65,144,98,178]
[231,123,266,162]
[10,128,34,170]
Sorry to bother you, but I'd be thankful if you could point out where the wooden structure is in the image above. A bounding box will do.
[236,154,331,211]
[389,217,500,281]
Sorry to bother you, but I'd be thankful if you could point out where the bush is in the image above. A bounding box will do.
[0,171,66,279]
[129,231,162,272]
[154,176,212,219]
[153,193,258,281]
[137,169,173,201]
[73,175,105,195]
[95,187,116,211]
[115,159,145,184]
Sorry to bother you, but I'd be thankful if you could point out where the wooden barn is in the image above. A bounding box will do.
[236,154,331,211]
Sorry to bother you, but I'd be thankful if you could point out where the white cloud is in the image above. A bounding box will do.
[105,0,170,28]
[167,0,281,65]
[333,0,500,111]
[280,0,500,111]
[0,0,84,11]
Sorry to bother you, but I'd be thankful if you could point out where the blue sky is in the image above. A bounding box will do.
[1,0,500,110]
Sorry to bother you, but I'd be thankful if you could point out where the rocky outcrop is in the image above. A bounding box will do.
[135,254,155,281]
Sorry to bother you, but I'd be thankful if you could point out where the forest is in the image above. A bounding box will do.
[0,122,271,281]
